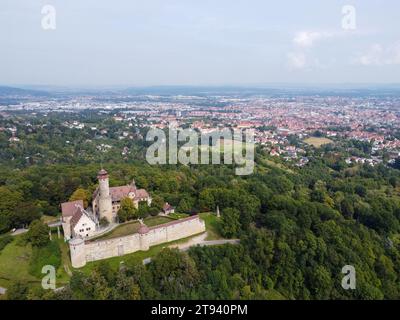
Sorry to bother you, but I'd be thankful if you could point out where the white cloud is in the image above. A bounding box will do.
[293,31,333,48]
[287,52,307,69]
[288,30,335,69]
[387,43,400,65]
[357,43,400,66]
[358,44,384,66]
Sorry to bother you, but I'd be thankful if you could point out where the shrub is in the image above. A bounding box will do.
[26,220,50,247]
[0,235,13,252]
[6,281,28,300]
[99,217,109,227]
[149,207,160,216]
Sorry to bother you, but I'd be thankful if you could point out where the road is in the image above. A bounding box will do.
[10,220,61,236]
[11,228,28,236]
[141,233,240,265]
[178,239,240,251]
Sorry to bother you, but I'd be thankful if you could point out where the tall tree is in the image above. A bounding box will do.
[117,197,138,222]
[26,220,50,247]
[69,188,90,208]
[220,208,241,238]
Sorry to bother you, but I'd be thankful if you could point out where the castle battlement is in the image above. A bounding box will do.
[70,215,206,268]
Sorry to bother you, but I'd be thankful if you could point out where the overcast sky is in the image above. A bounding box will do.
[1,0,400,86]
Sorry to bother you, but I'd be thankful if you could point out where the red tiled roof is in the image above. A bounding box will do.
[70,208,83,229]
[110,186,136,202]
[61,200,84,218]
[93,185,150,202]
[135,189,149,199]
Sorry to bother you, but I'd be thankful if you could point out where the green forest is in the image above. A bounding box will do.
[1,145,400,299]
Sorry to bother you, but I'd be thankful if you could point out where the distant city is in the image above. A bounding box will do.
[1,85,399,168]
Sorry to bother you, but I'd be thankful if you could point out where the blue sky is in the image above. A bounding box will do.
[1,0,400,86]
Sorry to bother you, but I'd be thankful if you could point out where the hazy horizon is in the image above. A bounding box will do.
[5,83,400,91]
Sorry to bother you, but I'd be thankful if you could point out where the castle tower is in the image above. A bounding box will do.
[69,238,86,268]
[97,169,114,223]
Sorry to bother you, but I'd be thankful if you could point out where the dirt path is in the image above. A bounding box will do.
[168,232,240,251]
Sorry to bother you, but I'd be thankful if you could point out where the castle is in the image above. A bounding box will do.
[92,169,152,223]
[61,169,206,268]
[61,168,152,240]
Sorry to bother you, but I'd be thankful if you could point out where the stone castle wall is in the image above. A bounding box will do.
[70,215,206,268]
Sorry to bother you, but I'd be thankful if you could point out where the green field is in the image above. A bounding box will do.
[304,137,333,147]
[180,138,254,158]
[55,238,73,284]
[144,216,174,227]
[0,240,36,288]
[199,212,223,240]
[261,158,295,174]
[91,216,175,241]
[168,213,190,219]
[199,139,254,156]
[0,236,70,289]
[93,221,140,241]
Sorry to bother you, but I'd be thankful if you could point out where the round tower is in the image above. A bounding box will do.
[97,169,114,223]
[69,238,86,268]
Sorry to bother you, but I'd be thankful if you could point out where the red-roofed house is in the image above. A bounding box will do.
[61,200,96,240]
[162,202,175,215]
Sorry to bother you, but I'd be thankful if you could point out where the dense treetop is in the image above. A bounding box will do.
[1,112,400,300]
